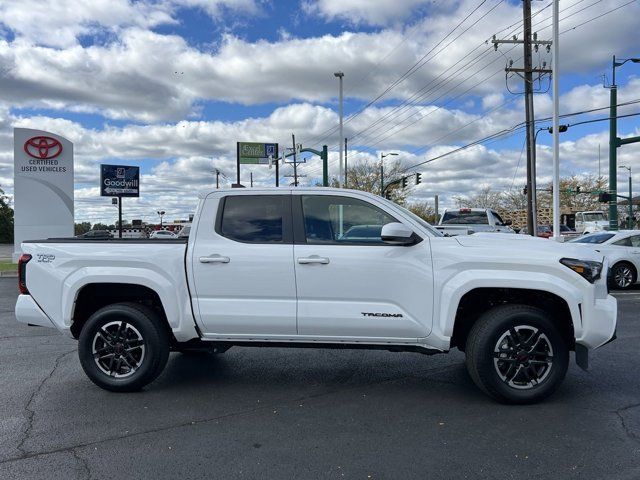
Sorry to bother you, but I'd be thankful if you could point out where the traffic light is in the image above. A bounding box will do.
[598,192,611,202]
[523,185,528,195]
[402,176,408,189]
[415,172,422,185]
[576,185,581,194]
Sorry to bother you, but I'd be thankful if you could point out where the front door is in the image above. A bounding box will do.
[190,192,297,336]
[293,193,433,340]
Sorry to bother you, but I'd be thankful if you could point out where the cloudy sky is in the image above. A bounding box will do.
[1,0,639,224]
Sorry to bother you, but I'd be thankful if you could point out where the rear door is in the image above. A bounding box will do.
[292,192,433,340]
[190,192,297,336]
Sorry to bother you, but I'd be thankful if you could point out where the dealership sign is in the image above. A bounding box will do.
[238,142,278,164]
[13,128,74,260]
[100,165,140,197]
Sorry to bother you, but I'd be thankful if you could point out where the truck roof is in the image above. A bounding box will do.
[197,187,373,199]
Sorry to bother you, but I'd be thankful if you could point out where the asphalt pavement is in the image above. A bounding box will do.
[0,277,638,479]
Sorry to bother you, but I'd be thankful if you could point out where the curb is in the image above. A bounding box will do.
[0,271,17,278]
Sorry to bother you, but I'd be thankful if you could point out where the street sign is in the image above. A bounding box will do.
[100,164,140,197]
[238,142,278,164]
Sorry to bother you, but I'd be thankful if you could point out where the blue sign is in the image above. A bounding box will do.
[100,164,140,197]
[265,143,277,156]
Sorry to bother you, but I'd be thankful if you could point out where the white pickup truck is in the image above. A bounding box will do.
[15,188,617,404]
[574,211,610,234]
[436,208,515,236]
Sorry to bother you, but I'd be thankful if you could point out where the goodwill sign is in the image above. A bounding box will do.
[100,165,140,197]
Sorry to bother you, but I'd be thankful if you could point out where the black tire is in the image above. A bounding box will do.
[465,304,569,404]
[609,262,636,290]
[78,302,170,392]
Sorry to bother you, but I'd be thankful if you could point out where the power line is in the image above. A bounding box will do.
[302,0,503,148]
[305,1,638,178]
[400,106,640,173]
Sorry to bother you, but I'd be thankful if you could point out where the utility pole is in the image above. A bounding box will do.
[215,169,220,189]
[291,133,298,187]
[435,195,439,223]
[492,1,551,237]
[344,137,348,186]
[334,71,344,188]
[551,0,560,240]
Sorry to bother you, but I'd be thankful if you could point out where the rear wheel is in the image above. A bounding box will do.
[78,303,170,392]
[610,262,636,290]
[465,305,569,404]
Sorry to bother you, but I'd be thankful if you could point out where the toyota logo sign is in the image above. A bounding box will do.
[24,136,63,160]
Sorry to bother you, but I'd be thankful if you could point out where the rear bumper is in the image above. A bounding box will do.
[15,295,57,329]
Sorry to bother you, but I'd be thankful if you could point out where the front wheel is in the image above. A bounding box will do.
[78,303,170,392]
[465,305,569,404]
[610,262,636,290]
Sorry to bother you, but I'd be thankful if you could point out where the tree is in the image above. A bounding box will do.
[0,186,14,243]
[92,223,111,231]
[332,159,410,206]
[407,201,437,224]
[536,174,607,212]
[74,222,92,236]
[453,186,503,210]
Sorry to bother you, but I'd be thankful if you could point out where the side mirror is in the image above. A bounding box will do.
[504,219,512,226]
[381,222,416,246]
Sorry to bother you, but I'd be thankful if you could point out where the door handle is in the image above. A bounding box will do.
[199,254,230,264]
[297,256,330,265]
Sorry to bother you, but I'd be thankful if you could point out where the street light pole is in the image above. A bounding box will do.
[380,152,398,196]
[334,72,344,188]
[619,165,632,228]
[157,210,165,229]
[609,56,640,231]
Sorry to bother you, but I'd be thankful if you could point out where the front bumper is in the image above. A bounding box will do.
[15,295,57,329]
[575,293,617,350]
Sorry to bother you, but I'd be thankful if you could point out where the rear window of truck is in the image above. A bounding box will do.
[219,195,286,243]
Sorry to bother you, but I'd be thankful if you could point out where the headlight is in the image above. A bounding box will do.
[560,258,603,283]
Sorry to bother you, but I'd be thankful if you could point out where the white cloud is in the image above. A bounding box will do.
[0,1,637,122]
[0,0,265,48]
[302,0,434,26]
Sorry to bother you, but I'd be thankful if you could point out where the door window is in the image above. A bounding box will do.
[301,195,398,245]
[218,195,289,243]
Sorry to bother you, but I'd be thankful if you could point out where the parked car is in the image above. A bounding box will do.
[76,230,113,239]
[574,211,609,234]
[15,188,616,404]
[556,224,579,238]
[435,208,515,236]
[520,225,553,239]
[569,230,640,289]
[149,230,177,239]
[177,225,191,238]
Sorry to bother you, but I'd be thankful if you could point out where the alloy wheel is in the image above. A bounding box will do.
[614,265,634,289]
[493,325,554,390]
[92,321,146,378]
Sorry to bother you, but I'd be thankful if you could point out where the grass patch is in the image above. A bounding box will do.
[0,262,17,272]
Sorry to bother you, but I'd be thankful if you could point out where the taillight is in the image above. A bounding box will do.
[18,254,31,294]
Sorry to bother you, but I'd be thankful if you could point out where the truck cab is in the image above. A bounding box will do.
[574,211,609,234]
[436,208,515,236]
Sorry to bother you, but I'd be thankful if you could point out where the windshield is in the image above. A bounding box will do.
[583,212,606,222]
[569,233,615,244]
[441,211,487,225]
[392,204,443,237]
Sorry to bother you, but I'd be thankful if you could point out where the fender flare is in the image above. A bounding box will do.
[436,270,584,343]
[63,267,195,340]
